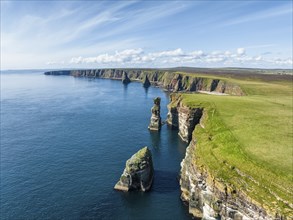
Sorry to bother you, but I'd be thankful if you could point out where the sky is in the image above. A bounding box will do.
[1,0,292,69]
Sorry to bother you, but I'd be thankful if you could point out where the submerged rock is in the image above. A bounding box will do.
[122,72,131,84]
[142,75,151,88]
[148,97,162,131]
[114,147,154,192]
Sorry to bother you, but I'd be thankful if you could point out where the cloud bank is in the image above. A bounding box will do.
[2,1,292,69]
[47,48,292,68]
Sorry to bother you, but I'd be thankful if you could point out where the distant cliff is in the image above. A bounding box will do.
[44,69,245,96]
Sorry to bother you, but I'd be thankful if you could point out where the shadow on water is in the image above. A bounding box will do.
[123,83,129,101]
[144,86,149,97]
[123,83,128,92]
[115,170,180,203]
[166,125,188,155]
[152,170,180,194]
[149,130,162,150]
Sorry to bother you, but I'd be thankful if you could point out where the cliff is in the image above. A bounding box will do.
[180,136,270,220]
[167,94,281,220]
[44,69,245,96]
[167,94,203,142]
[114,147,154,192]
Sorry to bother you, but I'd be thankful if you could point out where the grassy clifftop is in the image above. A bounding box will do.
[180,74,292,217]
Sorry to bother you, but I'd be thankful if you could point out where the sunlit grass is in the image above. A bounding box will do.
[180,76,292,216]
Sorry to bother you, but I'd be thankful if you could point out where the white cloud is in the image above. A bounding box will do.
[190,50,205,57]
[273,58,293,65]
[150,48,184,57]
[1,1,188,69]
[115,48,143,56]
[70,56,83,64]
[52,47,292,68]
[254,56,262,61]
[237,48,246,56]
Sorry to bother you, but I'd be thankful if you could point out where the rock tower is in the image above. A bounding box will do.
[114,147,154,192]
[148,97,162,131]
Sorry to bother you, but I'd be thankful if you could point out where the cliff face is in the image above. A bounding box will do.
[167,94,202,142]
[114,147,154,192]
[180,136,270,220]
[177,106,202,143]
[44,69,244,96]
[167,95,272,220]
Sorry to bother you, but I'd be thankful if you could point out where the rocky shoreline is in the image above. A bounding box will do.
[44,69,244,96]
[44,69,281,219]
[166,94,278,220]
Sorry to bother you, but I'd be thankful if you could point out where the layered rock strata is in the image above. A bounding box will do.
[44,69,244,96]
[148,97,162,131]
[167,94,203,142]
[114,147,154,192]
[180,136,270,220]
[167,95,273,219]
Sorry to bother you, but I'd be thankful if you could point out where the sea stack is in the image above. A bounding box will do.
[142,75,151,88]
[148,97,162,131]
[114,147,154,192]
[122,72,131,84]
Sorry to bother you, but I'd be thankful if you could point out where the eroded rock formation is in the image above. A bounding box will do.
[142,75,151,88]
[167,94,203,142]
[114,147,154,192]
[122,72,131,84]
[148,97,162,131]
[167,94,273,219]
[44,69,245,96]
[180,136,270,220]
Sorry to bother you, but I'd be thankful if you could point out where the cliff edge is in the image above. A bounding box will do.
[44,69,245,96]
[167,94,290,219]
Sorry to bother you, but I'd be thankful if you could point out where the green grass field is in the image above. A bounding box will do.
[180,73,292,216]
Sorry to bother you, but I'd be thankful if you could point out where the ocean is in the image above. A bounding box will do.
[0,71,192,219]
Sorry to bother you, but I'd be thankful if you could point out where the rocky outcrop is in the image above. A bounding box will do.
[122,72,131,84]
[180,136,271,220]
[142,75,151,88]
[148,97,162,131]
[178,106,202,143]
[44,69,245,96]
[167,95,273,219]
[44,70,71,75]
[114,147,154,192]
[166,105,179,129]
[167,94,203,142]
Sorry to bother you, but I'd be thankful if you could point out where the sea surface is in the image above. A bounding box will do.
[0,71,192,220]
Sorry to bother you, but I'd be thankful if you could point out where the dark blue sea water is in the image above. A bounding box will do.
[0,71,192,220]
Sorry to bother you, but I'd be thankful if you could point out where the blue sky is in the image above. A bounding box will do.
[1,0,292,69]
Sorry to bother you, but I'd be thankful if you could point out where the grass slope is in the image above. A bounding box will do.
[180,74,292,216]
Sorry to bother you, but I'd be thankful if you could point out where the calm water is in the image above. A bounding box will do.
[0,71,192,220]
